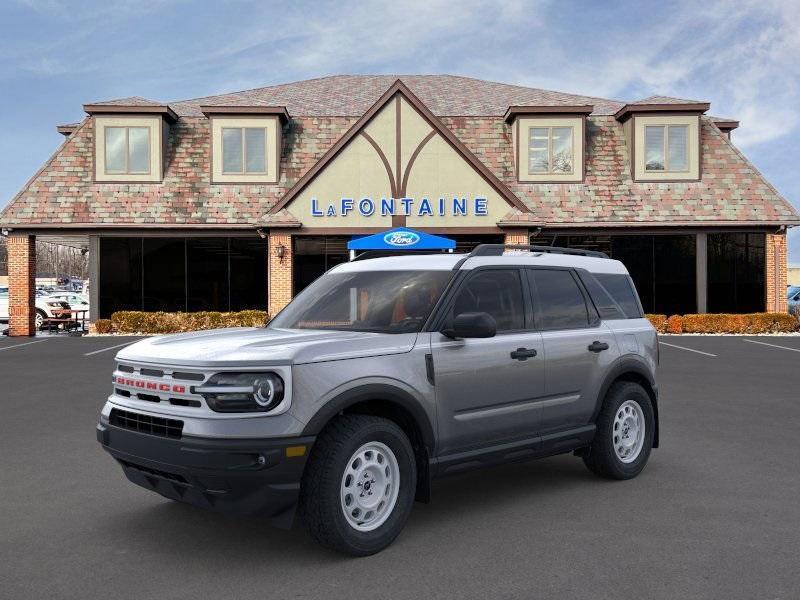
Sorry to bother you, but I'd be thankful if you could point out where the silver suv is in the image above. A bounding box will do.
[97,244,659,555]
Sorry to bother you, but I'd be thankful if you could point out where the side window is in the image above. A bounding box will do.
[594,273,643,318]
[449,269,525,332]
[529,269,589,330]
[577,271,625,320]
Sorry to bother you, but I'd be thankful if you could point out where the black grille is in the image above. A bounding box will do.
[109,408,183,439]
[172,371,205,381]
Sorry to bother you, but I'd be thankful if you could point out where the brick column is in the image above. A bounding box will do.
[765,233,788,312]
[503,228,529,246]
[268,231,294,317]
[8,234,36,336]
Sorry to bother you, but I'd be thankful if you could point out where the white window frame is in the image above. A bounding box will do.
[527,126,575,175]
[104,126,152,175]
[644,124,689,173]
[221,127,269,175]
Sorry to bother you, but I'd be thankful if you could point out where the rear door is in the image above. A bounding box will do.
[528,268,619,434]
[430,267,545,454]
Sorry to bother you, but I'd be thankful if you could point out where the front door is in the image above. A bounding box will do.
[430,268,545,454]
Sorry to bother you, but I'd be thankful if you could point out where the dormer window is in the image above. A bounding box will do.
[201,106,289,184]
[644,124,688,172]
[505,106,591,184]
[105,126,151,174]
[222,127,268,174]
[615,99,707,182]
[92,116,165,182]
[84,101,175,183]
[528,126,574,174]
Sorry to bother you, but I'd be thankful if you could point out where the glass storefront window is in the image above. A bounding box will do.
[708,233,765,313]
[293,236,350,295]
[530,233,696,314]
[99,237,267,318]
[143,238,186,312]
[99,238,142,316]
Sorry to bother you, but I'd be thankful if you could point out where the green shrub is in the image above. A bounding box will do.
[111,310,270,334]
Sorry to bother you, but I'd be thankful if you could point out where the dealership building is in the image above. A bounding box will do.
[1,74,797,335]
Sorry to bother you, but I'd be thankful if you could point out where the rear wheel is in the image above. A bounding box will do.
[299,414,416,556]
[35,309,46,330]
[583,381,654,479]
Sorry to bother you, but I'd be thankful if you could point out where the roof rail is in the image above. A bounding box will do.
[468,244,609,258]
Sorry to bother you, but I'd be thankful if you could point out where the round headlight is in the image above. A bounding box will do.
[196,372,285,413]
[254,378,276,407]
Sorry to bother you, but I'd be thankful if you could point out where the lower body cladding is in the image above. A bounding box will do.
[96,421,315,528]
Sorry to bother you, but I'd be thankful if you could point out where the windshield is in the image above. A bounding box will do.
[270,269,452,333]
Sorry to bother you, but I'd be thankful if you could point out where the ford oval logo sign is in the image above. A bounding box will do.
[383,231,420,247]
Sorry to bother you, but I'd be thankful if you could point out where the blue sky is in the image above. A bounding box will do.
[1,0,798,260]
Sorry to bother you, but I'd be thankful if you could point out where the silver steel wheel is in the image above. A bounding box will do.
[340,441,400,532]
[35,311,44,329]
[613,400,645,463]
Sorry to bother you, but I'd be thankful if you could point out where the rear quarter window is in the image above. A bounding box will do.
[593,273,644,319]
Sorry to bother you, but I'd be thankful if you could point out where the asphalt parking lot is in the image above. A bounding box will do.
[2,334,800,600]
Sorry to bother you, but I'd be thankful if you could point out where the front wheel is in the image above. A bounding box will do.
[35,309,46,330]
[583,381,655,479]
[299,414,416,556]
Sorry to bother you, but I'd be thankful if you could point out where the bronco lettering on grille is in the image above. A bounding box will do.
[114,376,186,394]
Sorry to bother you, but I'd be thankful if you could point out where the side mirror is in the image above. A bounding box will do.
[442,312,497,339]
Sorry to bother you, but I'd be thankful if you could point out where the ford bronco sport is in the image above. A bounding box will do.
[97,244,659,556]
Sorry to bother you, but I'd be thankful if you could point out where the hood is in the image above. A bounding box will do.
[116,327,418,367]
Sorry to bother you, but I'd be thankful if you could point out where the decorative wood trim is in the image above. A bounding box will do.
[614,102,710,122]
[200,105,290,122]
[360,130,398,199]
[395,96,402,196]
[268,79,530,215]
[83,103,178,122]
[504,104,593,122]
[399,130,436,197]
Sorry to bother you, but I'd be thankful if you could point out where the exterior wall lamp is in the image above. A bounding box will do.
[275,243,286,263]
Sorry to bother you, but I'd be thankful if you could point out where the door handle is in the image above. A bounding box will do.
[588,341,609,353]
[510,347,538,361]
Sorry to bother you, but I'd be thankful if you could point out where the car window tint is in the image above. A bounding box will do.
[594,273,643,318]
[530,269,589,330]
[450,270,524,331]
[578,272,624,320]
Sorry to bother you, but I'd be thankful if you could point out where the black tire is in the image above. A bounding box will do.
[583,381,655,480]
[299,414,417,556]
[35,309,46,330]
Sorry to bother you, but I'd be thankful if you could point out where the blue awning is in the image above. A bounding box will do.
[347,227,456,251]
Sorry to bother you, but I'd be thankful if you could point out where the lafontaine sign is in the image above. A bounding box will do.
[310,196,488,218]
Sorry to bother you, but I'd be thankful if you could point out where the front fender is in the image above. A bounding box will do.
[300,379,436,452]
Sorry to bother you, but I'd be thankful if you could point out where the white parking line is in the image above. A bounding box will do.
[658,341,717,357]
[83,341,137,356]
[742,338,800,353]
[0,339,48,352]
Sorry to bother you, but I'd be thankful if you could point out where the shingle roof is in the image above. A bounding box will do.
[1,75,796,229]
[631,95,707,105]
[87,96,164,107]
[168,74,626,117]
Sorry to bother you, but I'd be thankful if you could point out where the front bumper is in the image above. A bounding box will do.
[97,421,315,528]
